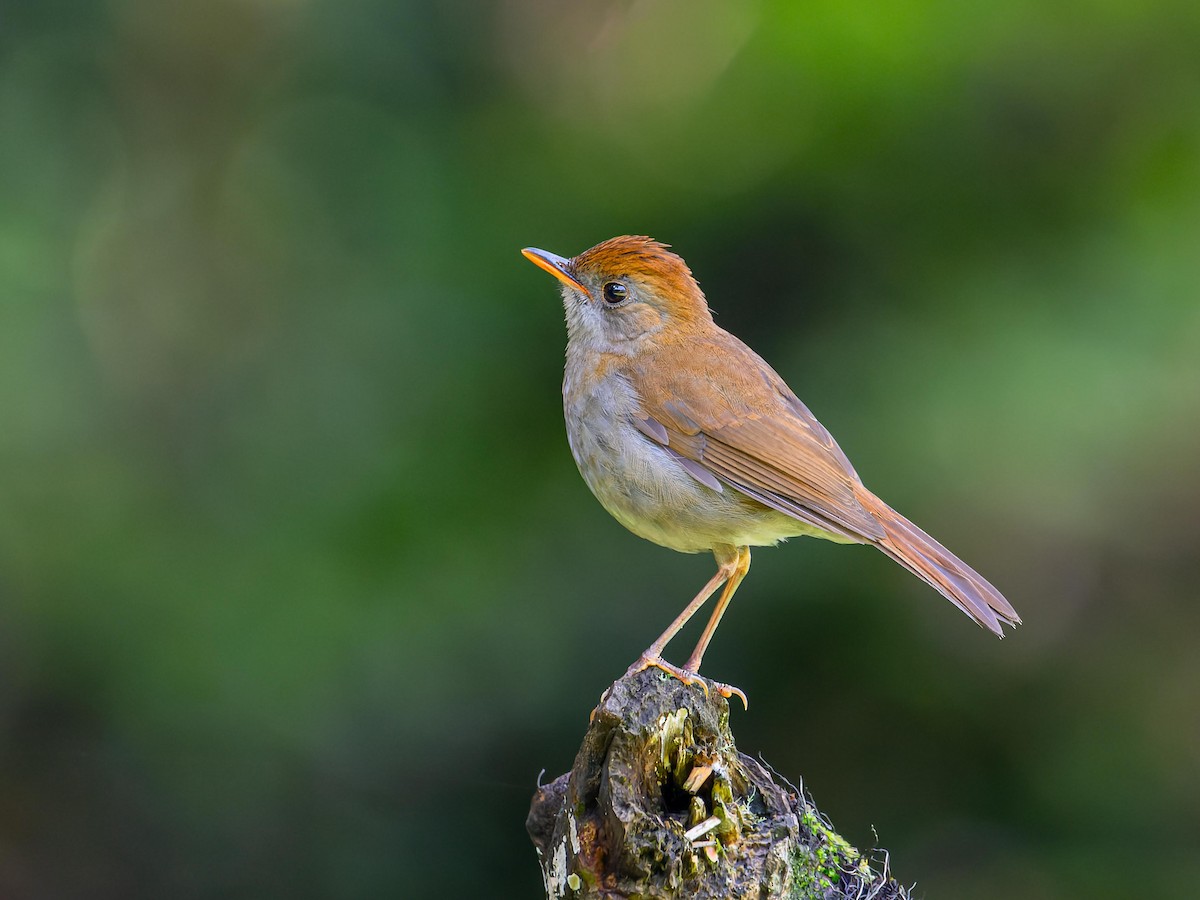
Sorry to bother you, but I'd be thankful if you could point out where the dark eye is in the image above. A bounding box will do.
[602,281,627,304]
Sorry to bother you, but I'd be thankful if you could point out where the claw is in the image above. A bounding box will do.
[625,655,747,709]
[627,654,708,697]
[711,681,748,711]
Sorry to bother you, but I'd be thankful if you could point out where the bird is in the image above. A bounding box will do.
[522,236,1020,706]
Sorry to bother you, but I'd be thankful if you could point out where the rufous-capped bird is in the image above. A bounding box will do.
[523,236,1020,706]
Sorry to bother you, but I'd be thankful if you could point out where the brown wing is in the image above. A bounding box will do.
[631,332,885,542]
[630,329,1020,636]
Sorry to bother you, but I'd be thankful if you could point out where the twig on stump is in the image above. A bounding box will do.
[528,670,912,900]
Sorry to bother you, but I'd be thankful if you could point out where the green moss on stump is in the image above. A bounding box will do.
[528,669,911,899]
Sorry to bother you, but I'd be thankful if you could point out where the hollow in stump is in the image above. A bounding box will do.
[528,669,912,899]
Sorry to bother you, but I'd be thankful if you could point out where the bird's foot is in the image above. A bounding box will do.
[710,679,748,711]
[625,655,748,710]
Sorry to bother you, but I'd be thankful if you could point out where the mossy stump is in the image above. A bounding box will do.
[528,669,911,900]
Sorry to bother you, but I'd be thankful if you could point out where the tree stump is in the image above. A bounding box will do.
[528,670,911,899]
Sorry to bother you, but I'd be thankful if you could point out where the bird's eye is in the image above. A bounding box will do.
[602,281,628,305]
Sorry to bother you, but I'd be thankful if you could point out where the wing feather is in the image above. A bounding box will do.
[632,336,884,542]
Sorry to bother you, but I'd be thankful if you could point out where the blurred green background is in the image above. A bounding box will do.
[2,1,1198,897]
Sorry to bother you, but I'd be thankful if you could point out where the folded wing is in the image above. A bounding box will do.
[630,332,1019,635]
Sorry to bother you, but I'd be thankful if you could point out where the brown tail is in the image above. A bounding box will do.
[858,491,1021,636]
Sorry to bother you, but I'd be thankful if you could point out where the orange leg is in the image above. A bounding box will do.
[625,545,749,709]
[683,546,751,673]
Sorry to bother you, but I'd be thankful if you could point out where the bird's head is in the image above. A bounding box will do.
[522,236,712,351]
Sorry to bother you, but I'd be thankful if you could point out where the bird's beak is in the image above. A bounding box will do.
[522,247,590,297]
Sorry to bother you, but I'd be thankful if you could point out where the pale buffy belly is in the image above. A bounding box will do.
[562,372,816,553]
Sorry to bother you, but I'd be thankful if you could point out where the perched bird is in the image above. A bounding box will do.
[523,236,1019,705]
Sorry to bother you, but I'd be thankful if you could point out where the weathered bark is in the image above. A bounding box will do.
[528,670,911,899]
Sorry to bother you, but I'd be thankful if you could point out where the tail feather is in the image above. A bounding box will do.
[859,492,1021,637]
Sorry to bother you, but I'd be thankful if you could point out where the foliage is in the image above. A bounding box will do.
[1,1,1198,897]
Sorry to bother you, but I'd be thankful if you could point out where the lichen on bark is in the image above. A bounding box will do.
[528,670,911,900]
